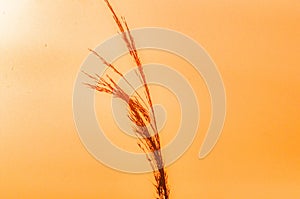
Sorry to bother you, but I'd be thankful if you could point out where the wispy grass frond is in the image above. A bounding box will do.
[85,1,170,198]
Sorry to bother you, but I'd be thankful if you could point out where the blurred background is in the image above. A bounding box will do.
[1,0,299,198]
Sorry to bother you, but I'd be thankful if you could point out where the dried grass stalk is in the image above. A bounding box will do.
[85,1,170,198]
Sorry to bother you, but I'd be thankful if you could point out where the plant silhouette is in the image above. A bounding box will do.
[85,1,170,198]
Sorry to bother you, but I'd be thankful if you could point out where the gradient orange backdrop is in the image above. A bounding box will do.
[1,0,299,198]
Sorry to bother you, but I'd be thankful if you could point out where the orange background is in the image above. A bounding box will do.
[1,0,299,198]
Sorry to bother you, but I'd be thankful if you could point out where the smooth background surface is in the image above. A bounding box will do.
[1,0,299,198]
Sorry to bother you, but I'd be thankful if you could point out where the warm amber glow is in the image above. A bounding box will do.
[0,1,26,42]
[1,0,299,198]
